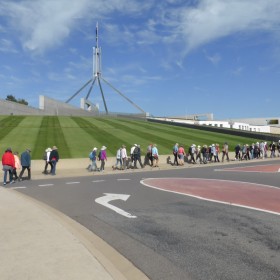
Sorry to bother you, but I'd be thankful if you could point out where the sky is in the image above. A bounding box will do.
[0,0,279,120]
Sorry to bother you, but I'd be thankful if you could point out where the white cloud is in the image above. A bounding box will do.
[174,0,280,55]
[0,0,148,54]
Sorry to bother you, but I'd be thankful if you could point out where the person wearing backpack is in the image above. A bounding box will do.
[133,145,144,169]
[88,147,98,172]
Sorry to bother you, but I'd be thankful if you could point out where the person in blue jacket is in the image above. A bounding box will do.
[18,148,31,181]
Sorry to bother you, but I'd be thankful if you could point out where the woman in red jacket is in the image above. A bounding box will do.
[2,147,15,185]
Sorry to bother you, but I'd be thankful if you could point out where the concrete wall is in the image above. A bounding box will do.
[39,96,98,116]
[0,96,146,118]
[0,98,46,115]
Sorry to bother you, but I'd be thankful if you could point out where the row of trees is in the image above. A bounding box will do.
[6,95,28,105]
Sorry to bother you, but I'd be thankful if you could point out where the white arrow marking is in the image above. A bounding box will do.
[95,193,137,219]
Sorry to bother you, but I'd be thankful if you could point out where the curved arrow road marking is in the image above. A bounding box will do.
[95,193,137,219]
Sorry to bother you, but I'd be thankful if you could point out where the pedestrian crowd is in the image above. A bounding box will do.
[2,140,279,184]
[87,140,280,173]
[233,141,280,160]
[2,145,59,185]
[87,143,159,172]
[171,140,280,165]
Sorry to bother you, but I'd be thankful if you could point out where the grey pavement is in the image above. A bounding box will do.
[0,153,276,279]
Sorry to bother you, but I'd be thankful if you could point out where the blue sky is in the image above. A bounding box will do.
[0,0,279,119]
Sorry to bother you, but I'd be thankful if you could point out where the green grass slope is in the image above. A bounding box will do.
[0,115,262,159]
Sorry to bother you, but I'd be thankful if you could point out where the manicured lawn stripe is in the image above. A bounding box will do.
[109,118,261,148]
[71,117,133,156]
[58,117,102,158]
[0,115,267,159]
[53,116,72,159]
[32,116,54,159]
[94,118,185,153]
[0,116,24,142]
[0,116,48,156]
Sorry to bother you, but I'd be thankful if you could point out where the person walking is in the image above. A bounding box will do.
[144,144,153,166]
[177,145,185,165]
[42,147,52,174]
[173,143,179,166]
[12,151,21,180]
[133,144,144,169]
[113,147,122,170]
[89,147,98,171]
[121,145,128,170]
[100,146,107,171]
[2,147,15,185]
[18,148,31,181]
[49,146,59,175]
[222,142,230,162]
[130,144,137,166]
[152,144,159,167]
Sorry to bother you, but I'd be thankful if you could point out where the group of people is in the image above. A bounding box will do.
[234,141,280,161]
[1,145,59,185]
[172,140,280,165]
[172,143,226,165]
[1,147,31,185]
[87,143,159,172]
[42,146,60,175]
[87,140,280,173]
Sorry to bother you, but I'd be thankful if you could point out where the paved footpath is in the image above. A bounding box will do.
[0,153,277,279]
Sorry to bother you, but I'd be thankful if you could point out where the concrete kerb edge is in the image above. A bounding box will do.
[10,189,149,280]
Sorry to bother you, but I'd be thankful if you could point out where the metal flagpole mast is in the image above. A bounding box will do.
[95,22,108,113]
[66,22,145,116]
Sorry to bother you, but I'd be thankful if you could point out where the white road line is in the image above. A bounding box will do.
[11,186,27,189]
[92,180,105,183]
[66,182,80,185]
[38,184,54,187]
[117,179,131,181]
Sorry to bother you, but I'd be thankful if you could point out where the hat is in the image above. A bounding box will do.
[45,147,52,152]
[122,144,126,148]
[52,146,58,150]
[93,147,97,151]
[26,148,31,152]
[101,146,106,150]
[134,144,137,146]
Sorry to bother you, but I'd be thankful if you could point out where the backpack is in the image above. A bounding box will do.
[133,146,139,155]
[89,152,94,160]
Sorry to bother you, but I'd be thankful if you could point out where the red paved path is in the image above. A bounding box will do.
[142,178,280,215]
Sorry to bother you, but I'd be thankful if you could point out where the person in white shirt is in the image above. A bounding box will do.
[121,145,128,170]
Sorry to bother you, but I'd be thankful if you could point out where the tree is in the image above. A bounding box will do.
[6,95,17,102]
[5,95,28,105]
[17,98,28,105]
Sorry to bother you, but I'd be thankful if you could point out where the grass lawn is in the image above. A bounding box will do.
[0,115,263,159]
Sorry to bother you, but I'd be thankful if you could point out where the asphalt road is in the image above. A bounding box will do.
[15,160,280,280]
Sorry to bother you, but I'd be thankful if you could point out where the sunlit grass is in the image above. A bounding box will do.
[0,115,262,159]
